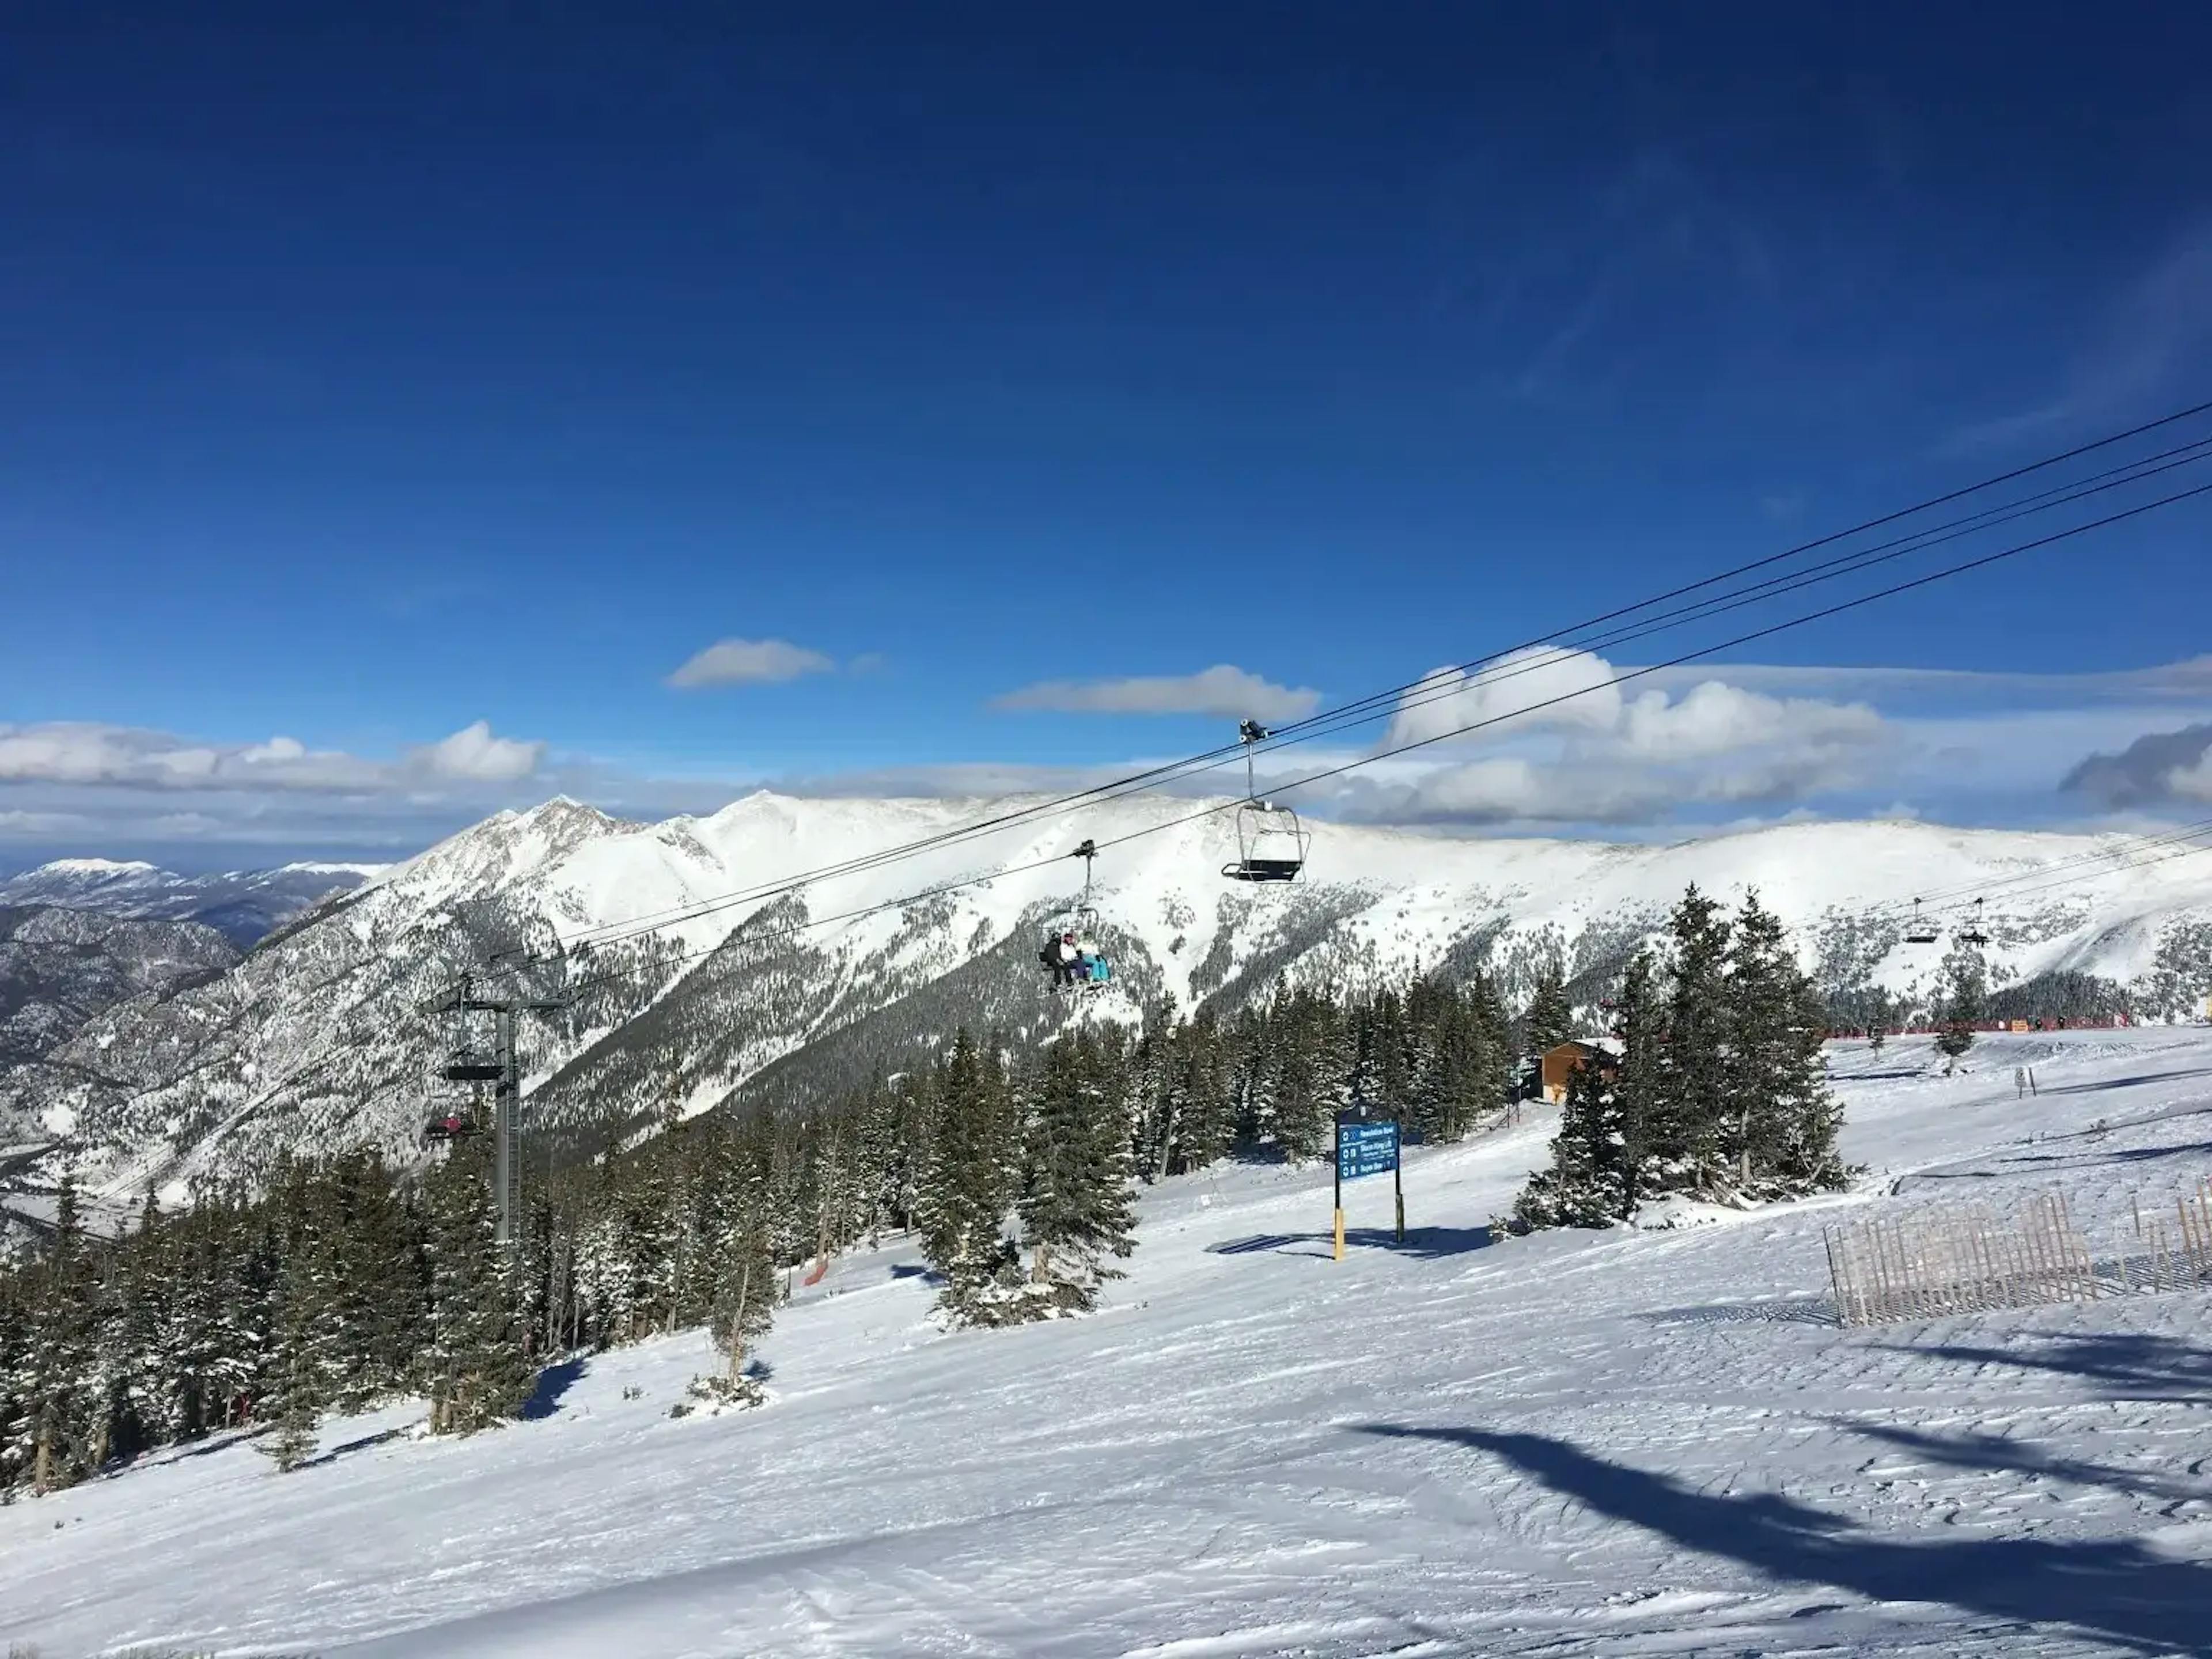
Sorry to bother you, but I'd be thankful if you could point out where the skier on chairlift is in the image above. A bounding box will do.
[1040,929,1084,987]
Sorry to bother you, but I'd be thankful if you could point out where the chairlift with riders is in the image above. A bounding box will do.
[422,974,501,1144]
[1221,719,1310,883]
[1039,838,1113,995]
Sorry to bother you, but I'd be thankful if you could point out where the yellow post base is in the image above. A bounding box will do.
[1334,1206,1346,1260]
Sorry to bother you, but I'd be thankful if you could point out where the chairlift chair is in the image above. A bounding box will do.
[422,1107,479,1144]
[1041,839,1112,994]
[1959,897,1990,947]
[1221,720,1312,882]
[425,974,501,1141]
[1904,899,1938,945]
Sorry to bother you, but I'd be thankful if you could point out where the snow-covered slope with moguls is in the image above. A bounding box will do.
[6,1027,2212,1658]
[6,790,2212,1201]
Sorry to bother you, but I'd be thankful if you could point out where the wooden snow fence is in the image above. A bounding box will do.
[1825,1179,2212,1327]
[2120,1177,2212,1297]
[1825,1194,2094,1327]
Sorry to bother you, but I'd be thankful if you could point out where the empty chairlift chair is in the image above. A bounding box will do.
[1904,899,1938,945]
[1221,719,1312,883]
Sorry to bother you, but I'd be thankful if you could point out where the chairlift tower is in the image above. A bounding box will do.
[432,972,569,1250]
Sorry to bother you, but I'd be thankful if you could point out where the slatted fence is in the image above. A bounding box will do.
[1826,1180,2212,1326]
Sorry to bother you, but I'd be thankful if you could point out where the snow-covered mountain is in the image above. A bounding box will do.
[0,906,239,1065]
[0,858,383,946]
[6,791,2212,1203]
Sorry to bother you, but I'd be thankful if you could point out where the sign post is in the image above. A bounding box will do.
[1332,1109,1404,1260]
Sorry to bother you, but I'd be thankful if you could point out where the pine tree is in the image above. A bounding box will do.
[258,1250,321,1473]
[688,1131,778,1409]
[1934,940,1987,1074]
[1522,964,1574,1056]
[1646,885,1733,1190]
[422,1147,534,1436]
[1018,1031,1137,1313]
[1721,892,1842,1198]
[916,1029,1024,1324]
[1609,949,1666,1215]
[1515,1047,1628,1228]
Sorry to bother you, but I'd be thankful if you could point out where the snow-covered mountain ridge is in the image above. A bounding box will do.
[0,857,382,946]
[0,906,238,1066]
[6,791,2212,1204]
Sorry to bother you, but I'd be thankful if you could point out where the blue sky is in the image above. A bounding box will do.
[6,2,2212,865]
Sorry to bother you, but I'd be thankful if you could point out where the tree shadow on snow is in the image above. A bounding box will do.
[521,1356,588,1420]
[1354,1423,2212,1656]
[1825,1418,2212,1506]
[296,1424,410,1469]
[1897,1137,2212,1188]
[1883,1331,2212,1400]
[1640,1297,1838,1328]
[1207,1225,1493,1261]
[2037,1065,2212,1097]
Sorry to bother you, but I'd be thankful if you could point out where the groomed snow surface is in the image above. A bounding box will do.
[9,1029,2212,1658]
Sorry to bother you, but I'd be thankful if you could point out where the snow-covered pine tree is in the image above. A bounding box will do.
[916,1028,1024,1324]
[688,1130,778,1410]
[0,1270,35,1493]
[258,1245,322,1473]
[1521,963,1574,1056]
[422,1146,535,1436]
[1721,892,1843,1199]
[1934,939,1986,1074]
[1609,949,1665,1215]
[1018,1029,1137,1314]
[1160,1010,1236,1175]
[1514,1044,1628,1228]
[1646,886,1732,1192]
[27,1173,95,1493]
[1257,988,1337,1160]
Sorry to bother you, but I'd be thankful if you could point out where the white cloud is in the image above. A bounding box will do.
[0,720,542,793]
[1618,680,1882,762]
[408,721,545,784]
[1397,758,1671,825]
[1359,649,1892,825]
[0,808,97,837]
[994,665,1321,721]
[237,736,308,765]
[666,638,836,688]
[0,724,156,785]
[1382,649,1623,750]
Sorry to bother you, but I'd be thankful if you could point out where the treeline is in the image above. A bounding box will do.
[0,974,1521,1495]
[1517,887,1847,1229]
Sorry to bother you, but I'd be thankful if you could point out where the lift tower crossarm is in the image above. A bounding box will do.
[427,972,570,1249]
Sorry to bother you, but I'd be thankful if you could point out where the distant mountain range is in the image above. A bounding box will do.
[0,858,382,947]
[5,792,2212,1210]
[0,906,240,1068]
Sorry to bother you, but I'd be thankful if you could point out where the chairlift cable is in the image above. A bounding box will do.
[541,483,2212,997]
[505,402,2212,965]
[518,427,2212,969]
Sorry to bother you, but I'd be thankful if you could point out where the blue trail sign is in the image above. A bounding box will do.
[1336,1119,1400,1181]
[1331,1112,1406,1258]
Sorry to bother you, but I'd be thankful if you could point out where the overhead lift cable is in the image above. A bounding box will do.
[517,407,2212,967]
[535,474,2212,995]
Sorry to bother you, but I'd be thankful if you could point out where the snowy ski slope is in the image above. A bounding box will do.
[7,1028,2212,1657]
